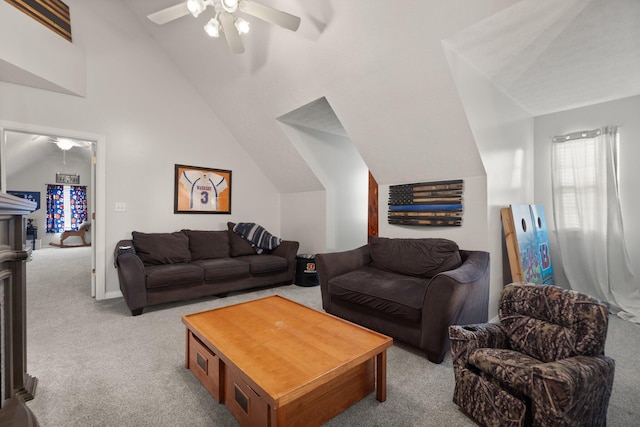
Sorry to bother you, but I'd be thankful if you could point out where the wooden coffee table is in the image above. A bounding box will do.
[182,295,393,427]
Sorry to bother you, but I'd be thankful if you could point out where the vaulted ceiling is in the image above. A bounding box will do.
[5,0,640,192]
[119,0,640,192]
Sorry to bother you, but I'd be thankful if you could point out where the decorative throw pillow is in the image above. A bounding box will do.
[369,236,462,278]
[227,222,256,257]
[132,231,191,265]
[183,230,230,260]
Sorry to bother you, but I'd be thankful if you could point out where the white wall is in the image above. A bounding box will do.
[281,190,326,255]
[0,1,283,297]
[444,44,534,319]
[534,95,640,288]
[280,124,368,253]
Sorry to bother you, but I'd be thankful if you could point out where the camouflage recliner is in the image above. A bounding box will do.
[449,283,615,427]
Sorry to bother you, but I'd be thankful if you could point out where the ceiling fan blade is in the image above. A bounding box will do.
[239,1,300,32]
[219,12,245,54]
[147,2,190,25]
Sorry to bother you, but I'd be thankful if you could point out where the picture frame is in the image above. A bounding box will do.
[174,164,232,214]
[56,173,80,184]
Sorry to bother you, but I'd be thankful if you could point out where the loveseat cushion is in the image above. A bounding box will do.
[369,236,462,278]
[235,254,287,274]
[144,263,204,289]
[192,258,250,280]
[132,231,191,265]
[328,266,429,322]
[184,230,230,260]
[227,222,256,257]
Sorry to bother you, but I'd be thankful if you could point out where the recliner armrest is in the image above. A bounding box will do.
[449,323,508,370]
[530,355,615,425]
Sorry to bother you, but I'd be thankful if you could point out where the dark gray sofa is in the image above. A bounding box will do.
[115,225,299,315]
[316,237,490,363]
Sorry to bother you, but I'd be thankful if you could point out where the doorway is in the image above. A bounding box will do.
[0,122,106,298]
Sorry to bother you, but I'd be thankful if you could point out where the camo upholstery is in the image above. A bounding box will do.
[449,283,615,427]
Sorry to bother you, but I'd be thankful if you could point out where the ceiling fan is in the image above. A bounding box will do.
[147,0,301,54]
[36,136,93,164]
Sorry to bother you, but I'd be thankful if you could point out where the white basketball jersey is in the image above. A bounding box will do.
[180,171,228,210]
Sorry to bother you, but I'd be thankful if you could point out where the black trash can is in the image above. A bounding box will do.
[295,254,319,287]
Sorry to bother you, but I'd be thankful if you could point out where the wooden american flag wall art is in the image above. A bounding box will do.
[388,179,463,226]
[5,0,71,42]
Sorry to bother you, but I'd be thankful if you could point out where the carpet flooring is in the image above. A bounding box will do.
[24,247,639,426]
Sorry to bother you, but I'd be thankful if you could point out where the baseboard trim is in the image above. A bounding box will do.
[103,290,123,300]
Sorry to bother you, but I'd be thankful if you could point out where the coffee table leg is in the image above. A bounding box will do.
[376,350,387,402]
[185,329,190,369]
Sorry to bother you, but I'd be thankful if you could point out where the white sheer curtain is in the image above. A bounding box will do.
[552,126,640,323]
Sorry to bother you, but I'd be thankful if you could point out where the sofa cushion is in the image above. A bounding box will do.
[328,266,429,322]
[144,263,204,289]
[369,236,462,278]
[234,254,287,274]
[192,258,250,281]
[184,230,230,260]
[227,222,256,257]
[132,231,191,265]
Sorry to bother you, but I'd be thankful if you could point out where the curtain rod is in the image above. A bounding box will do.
[552,126,619,143]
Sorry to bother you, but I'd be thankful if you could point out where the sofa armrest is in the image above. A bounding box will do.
[530,355,615,426]
[115,240,147,314]
[449,323,508,370]
[271,240,300,282]
[440,250,491,284]
[420,250,491,363]
[316,245,371,311]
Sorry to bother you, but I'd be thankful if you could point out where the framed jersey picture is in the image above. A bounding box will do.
[174,164,232,214]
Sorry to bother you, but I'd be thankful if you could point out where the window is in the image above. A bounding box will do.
[46,184,88,233]
[551,129,619,231]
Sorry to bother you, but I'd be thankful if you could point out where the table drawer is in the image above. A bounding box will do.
[225,365,269,427]
[188,331,222,401]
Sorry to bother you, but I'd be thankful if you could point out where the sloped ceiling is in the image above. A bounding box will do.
[278,97,347,138]
[5,0,640,192]
[119,0,515,192]
[444,0,640,116]
[117,0,640,193]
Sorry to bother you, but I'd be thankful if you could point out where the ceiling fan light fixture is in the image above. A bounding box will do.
[56,138,74,151]
[187,0,206,17]
[204,18,221,37]
[148,0,301,53]
[221,0,238,13]
[234,17,250,34]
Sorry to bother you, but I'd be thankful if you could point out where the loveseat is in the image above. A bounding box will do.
[115,224,299,315]
[315,237,490,363]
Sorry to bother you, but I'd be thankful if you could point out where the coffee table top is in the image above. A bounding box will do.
[183,295,392,406]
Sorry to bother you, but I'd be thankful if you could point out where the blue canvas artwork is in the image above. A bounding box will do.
[509,204,555,285]
[7,191,41,210]
[530,205,555,285]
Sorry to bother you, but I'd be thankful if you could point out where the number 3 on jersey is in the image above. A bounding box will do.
[200,191,209,205]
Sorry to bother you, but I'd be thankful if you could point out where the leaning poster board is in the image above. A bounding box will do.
[501,204,555,285]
